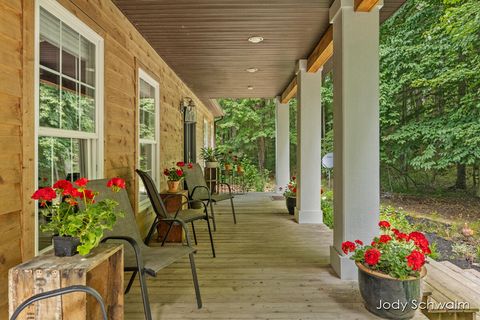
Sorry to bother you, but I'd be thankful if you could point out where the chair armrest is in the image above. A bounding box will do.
[161,218,193,247]
[101,236,144,270]
[218,182,233,194]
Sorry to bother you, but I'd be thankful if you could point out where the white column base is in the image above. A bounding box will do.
[330,245,358,280]
[295,208,323,224]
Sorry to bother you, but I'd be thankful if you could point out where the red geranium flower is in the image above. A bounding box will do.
[75,177,89,187]
[292,187,297,193]
[396,232,409,241]
[341,241,356,254]
[176,161,185,167]
[291,176,296,180]
[391,228,400,235]
[176,169,184,177]
[53,179,72,190]
[80,189,96,203]
[355,239,364,246]
[63,186,81,198]
[379,235,392,244]
[188,163,193,169]
[379,220,391,229]
[364,248,381,266]
[107,177,126,189]
[31,187,57,202]
[163,169,170,176]
[406,250,425,271]
[409,232,431,254]
[371,241,377,247]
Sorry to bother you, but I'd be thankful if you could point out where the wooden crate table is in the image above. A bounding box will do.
[158,190,188,243]
[9,243,124,320]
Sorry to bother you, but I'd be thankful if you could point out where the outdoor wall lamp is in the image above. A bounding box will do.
[181,97,197,123]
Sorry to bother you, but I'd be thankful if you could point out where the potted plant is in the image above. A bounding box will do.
[31,177,126,257]
[342,221,432,319]
[164,161,191,192]
[234,155,245,173]
[200,147,220,168]
[283,177,297,215]
[222,151,234,171]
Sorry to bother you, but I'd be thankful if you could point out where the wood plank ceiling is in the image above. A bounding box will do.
[113,0,405,103]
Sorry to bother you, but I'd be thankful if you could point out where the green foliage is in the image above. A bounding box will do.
[321,190,334,229]
[239,159,270,192]
[41,191,124,256]
[380,205,414,233]
[379,0,480,192]
[200,147,220,162]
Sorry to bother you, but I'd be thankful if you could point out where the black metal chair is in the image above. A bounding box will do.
[136,169,216,258]
[86,179,202,320]
[10,285,107,320]
[184,163,237,231]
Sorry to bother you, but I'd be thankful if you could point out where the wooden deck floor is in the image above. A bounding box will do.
[125,193,427,319]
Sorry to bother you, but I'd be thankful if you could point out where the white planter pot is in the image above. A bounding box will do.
[205,161,219,168]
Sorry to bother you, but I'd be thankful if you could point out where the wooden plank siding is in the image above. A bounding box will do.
[0,0,216,318]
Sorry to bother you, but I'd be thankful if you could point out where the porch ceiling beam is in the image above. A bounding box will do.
[307,25,333,73]
[280,26,333,103]
[280,77,297,104]
[354,0,381,12]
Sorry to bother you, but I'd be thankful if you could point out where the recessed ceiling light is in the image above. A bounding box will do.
[247,86,254,90]
[245,67,259,73]
[248,36,264,44]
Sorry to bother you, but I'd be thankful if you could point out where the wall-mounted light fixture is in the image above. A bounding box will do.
[181,97,197,123]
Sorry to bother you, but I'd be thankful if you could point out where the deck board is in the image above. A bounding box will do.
[124,193,427,319]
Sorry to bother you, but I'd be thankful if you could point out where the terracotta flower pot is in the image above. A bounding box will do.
[285,196,296,215]
[356,261,426,319]
[167,180,180,193]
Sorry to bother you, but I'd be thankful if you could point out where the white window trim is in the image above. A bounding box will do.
[138,68,160,211]
[203,118,209,148]
[34,0,104,255]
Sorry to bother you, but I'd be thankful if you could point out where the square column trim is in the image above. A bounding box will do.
[330,0,384,22]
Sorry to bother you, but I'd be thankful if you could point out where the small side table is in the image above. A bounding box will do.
[158,190,188,243]
[9,243,123,320]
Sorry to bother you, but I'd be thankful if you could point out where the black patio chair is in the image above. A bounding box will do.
[136,169,215,257]
[10,285,107,320]
[87,179,202,320]
[184,163,237,231]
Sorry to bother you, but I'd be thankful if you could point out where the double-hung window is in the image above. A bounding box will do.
[36,0,104,252]
[138,69,160,208]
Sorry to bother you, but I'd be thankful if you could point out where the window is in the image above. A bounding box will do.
[203,119,209,148]
[35,0,104,253]
[138,69,160,208]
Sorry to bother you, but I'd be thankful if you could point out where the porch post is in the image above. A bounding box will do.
[295,60,323,224]
[329,0,382,280]
[275,96,290,193]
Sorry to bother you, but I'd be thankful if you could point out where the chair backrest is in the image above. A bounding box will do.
[136,169,169,219]
[86,179,146,249]
[183,163,209,200]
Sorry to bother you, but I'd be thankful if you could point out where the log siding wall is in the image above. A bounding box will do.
[0,0,215,317]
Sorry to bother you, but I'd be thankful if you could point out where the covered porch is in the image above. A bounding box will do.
[124,193,427,319]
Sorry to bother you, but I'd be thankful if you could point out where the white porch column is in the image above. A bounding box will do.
[329,0,383,280]
[295,60,323,224]
[275,97,290,193]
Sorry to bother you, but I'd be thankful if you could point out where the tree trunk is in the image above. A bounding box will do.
[455,163,467,190]
[257,136,265,172]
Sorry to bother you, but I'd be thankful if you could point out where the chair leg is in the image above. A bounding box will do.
[161,221,175,246]
[230,196,237,224]
[189,253,202,309]
[145,218,158,245]
[209,201,217,231]
[191,222,198,245]
[205,216,216,258]
[125,271,137,294]
[138,268,152,320]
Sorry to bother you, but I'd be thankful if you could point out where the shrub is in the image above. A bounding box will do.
[322,190,334,229]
